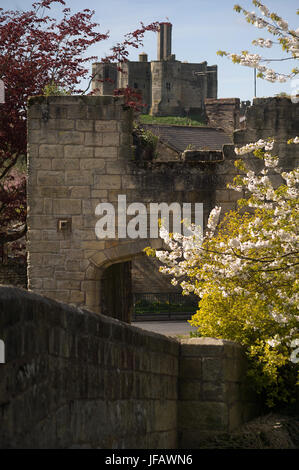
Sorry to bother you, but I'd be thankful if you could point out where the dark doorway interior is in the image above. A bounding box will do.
[101,261,132,323]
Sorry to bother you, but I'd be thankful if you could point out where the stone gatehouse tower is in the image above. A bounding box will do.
[26,95,226,320]
[92,22,217,117]
[26,95,299,322]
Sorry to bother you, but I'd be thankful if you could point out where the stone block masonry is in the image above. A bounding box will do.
[0,286,259,448]
[27,95,134,314]
[27,95,240,315]
[205,98,240,136]
[235,96,299,143]
[27,95,299,316]
[178,338,259,448]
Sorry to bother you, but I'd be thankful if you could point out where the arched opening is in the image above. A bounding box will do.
[131,254,198,322]
[88,239,198,324]
[100,260,132,323]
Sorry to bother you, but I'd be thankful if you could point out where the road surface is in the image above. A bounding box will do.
[131,321,197,337]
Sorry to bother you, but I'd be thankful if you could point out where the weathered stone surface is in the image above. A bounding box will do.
[95,120,118,132]
[76,120,94,131]
[178,337,260,446]
[85,132,103,146]
[180,337,226,357]
[52,159,80,171]
[37,171,65,186]
[64,145,93,159]
[94,146,118,159]
[94,174,121,189]
[39,144,64,158]
[179,401,229,431]
[205,98,240,136]
[0,286,179,449]
[65,170,92,186]
[52,199,82,215]
[0,286,260,449]
[79,159,105,171]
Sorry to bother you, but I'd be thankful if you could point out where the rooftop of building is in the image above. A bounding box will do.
[141,124,232,152]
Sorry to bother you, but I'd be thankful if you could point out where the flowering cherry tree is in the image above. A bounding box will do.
[148,137,299,407]
[154,137,298,311]
[147,2,299,407]
[217,0,299,84]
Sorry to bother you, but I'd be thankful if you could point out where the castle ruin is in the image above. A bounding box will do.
[92,22,218,117]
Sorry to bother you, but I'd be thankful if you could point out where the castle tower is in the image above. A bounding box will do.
[91,63,117,95]
[157,22,172,61]
[91,21,217,118]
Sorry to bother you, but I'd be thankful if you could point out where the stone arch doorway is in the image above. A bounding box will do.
[87,238,165,321]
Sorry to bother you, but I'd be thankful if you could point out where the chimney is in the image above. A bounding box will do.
[157,22,172,61]
[139,52,148,62]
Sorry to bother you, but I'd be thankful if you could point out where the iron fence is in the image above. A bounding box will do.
[132,292,198,321]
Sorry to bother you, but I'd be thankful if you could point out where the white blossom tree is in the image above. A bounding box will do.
[148,137,299,407]
[146,2,299,407]
[217,0,299,85]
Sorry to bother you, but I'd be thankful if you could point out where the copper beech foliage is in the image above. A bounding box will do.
[0,0,159,253]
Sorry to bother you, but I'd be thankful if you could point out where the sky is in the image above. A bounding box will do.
[1,0,298,102]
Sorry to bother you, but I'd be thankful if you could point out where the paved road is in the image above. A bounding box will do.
[131,321,197,337]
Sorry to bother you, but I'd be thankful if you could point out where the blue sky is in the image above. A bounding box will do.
[1,0,298,101]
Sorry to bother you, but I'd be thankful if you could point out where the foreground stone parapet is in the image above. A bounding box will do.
[0,286,179,449]
[0,287,260,449]
[178,337,260,448]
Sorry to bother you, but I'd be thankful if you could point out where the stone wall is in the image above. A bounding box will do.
[118,61,152,114]
[234,96,299,143]
[27,95,240,316]
[180,62,215,115]
[91,63,117,97]
[205,98,241,135]
[0,286,259,449]
[178,338,258,448]
[131,255,181,294]
[27,95,299,317]
[150,60,183,116]
[234,97,299,177]
[27,95,135,315]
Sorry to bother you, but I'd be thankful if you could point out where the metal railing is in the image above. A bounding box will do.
[132,292,198,321]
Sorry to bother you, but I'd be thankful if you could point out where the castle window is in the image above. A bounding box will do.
[104,68,109,79]
[134,82,138,89]
[166,82,171,91]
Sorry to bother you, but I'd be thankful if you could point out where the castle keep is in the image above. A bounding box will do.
[92,22,218,116]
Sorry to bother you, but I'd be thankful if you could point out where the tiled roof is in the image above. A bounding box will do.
[142,124,232,152]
